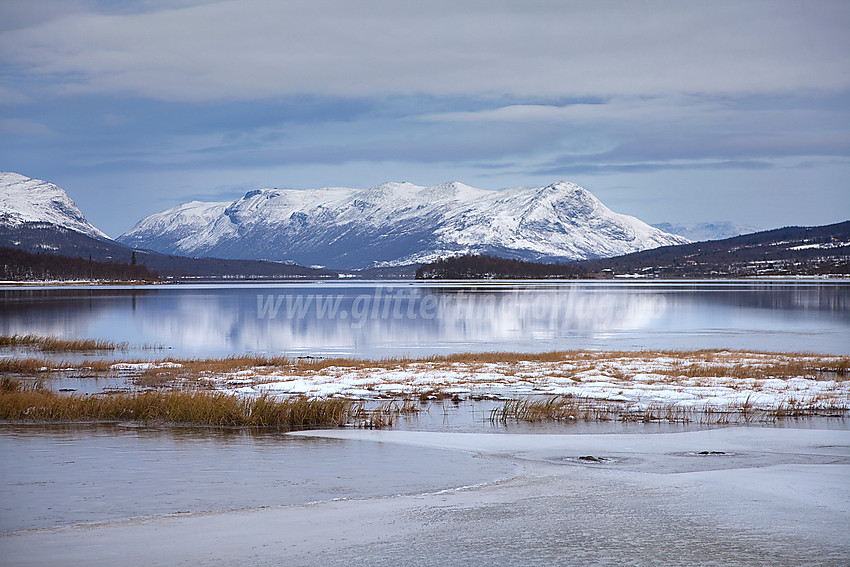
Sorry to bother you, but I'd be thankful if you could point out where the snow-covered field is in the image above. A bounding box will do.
[151,350,850,416]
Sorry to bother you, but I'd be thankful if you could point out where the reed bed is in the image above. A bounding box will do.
[662,358,849,380]
[348,399,421,429]
[0,357,114,376]
[490,397,619,424]
[490,395,849,426]
[0,334,128,352]
[0,384,355,428]
[0,357,52,375]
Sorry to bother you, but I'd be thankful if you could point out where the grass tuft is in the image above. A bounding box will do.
[0,387,355,428]
[491,394,848,425]
[0,334,129,352]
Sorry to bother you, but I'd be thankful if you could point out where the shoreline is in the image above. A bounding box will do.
[2,275,850,287]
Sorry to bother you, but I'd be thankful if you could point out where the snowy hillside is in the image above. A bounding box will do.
[0,172,108,240]
[652,221,760,242]
[117,200,230,252]
[120,181,690,269]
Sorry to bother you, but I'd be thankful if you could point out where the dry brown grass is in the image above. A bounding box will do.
[0,334,128,352]
[436,351,580,364]
[350,400,420,428]
[660,356,850,381]
[118,354,469,384]
[0,384,354,428]
[135,369,181,388]
[2,347,845,375]
[1,376,24,392]
[0,358,114,376]
[491,394,848,425]
[490,397,618,424]
[0,358,52,375]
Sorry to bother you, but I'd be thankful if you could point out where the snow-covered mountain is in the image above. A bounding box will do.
[651,221,760,242]
[0,172,335,278]
[119,181,690,269]
[0,172,108,240]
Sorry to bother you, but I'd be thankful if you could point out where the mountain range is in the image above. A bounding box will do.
[117,181,689,269]
[14,171,825,276]
[0,172,331,278]
[0,173,850,278]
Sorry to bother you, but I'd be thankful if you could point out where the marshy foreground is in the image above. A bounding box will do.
[1,342,848,427]
[2,338,849,566]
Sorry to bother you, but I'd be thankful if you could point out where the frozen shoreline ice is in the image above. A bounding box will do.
[2,426,848,566]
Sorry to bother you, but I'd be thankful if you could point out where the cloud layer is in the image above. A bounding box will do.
[3,0,849,102]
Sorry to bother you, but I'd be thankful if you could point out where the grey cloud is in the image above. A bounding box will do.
[2,1,848,102]
[0,118,54,136]
[534,160,775,176]
[0,0,90,32]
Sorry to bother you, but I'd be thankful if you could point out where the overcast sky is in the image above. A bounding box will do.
[1,0,848,237]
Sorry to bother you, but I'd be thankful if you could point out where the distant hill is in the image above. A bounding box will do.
[416,255,587,279]
[0,222,336,279]
[578,221,850,277]
[0,172,109,240]
[1,246,158,282]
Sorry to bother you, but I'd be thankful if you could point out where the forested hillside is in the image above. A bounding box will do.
[1,247,158,281]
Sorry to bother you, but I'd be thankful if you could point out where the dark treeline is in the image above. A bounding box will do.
[416,254,586,279]
[0,224,336,279]
[1,247,159,282]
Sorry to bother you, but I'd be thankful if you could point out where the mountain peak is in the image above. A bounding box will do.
[0,172,109,240]
[544,181,597,200]
[548,181,582,190]
[374,181,421,190]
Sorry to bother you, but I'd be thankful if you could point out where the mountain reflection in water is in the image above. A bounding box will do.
[0,281,847,358]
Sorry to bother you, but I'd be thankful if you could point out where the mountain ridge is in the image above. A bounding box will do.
[119,180,690,269]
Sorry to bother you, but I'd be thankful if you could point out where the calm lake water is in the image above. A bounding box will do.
[1,279,848,357]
